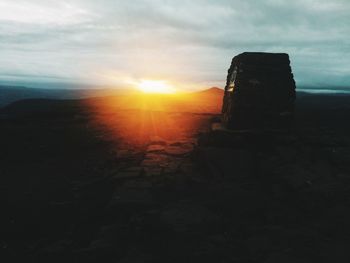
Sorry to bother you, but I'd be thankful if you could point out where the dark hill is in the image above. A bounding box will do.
[195,87,224,96]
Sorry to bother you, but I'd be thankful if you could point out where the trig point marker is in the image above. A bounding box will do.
[221,52,296,130]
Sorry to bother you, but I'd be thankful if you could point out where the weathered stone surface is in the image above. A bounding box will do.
[168,138,196,146]
[141,154,170,167]
[149,135,167,145]
[144,153,169,161]
[222,52,296,130]
[164,145,193,156]
[146,144,165,153]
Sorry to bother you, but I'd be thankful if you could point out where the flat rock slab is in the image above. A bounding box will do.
[164,145,193,156]
[168,138,196,146]
[141,154,170,167]
[146,144,165,153]
[149,136,167,145]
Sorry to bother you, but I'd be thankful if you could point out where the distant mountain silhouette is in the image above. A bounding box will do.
[1,87,226,117]
[4,86,350,119]
[195,87,224,96]
[0,85,131,107]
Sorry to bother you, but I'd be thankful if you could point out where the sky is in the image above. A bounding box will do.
[0,0,349,90]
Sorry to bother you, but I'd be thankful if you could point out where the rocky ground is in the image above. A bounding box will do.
[1,93,350,262]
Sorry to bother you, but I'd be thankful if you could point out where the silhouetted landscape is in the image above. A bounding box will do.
[2,87,350,262]
[2,0,350,262]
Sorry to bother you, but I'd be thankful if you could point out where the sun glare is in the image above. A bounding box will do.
[137,80,175,94]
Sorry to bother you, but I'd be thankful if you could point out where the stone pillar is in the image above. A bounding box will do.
[222,52,296,130]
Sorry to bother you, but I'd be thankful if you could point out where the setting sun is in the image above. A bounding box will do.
[137,80,175,94]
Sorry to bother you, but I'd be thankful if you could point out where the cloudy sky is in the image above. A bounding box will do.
[0,0,349,90]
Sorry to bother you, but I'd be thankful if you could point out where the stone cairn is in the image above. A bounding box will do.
[222,52,296,130]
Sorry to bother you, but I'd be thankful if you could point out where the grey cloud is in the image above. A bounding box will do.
[0,0,349,89]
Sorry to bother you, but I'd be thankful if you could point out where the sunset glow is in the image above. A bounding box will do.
[137,80,175,94]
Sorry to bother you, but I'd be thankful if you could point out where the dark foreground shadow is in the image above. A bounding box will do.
[1,93,350,262]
